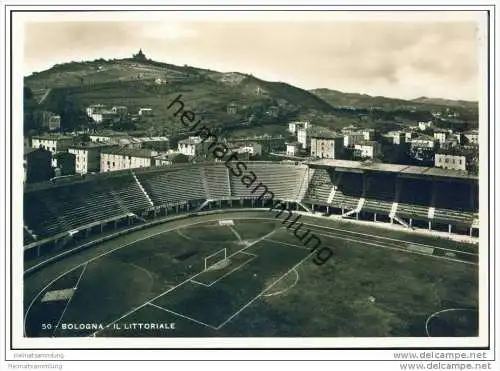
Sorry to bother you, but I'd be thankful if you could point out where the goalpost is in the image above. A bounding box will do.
[204,248,228,271]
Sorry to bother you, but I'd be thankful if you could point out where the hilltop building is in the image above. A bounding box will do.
[132,49,147,61]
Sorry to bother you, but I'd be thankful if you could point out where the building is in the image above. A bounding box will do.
[154,78,167,85]
[89,131,128,144]
[354,141,382,159]
[297,125,309,149]
[69,143,117,174]
[286,142,302,157]
[24,147,52,183]
[233,142,262,156]
[40,111,61,131]
[288,121,310,134]
[100,147,158,172]
[227,103,238,115]
[433,129,449,145]
[85,104,106,117]
[409,135,438,162]
[138,108,153,116]
[32,135,74,154]
[310,135,344,159]
[387,131,406,145]
[52,152,76,176]
[362,128,375,141]
[464,129,479,145]
[405,131,418,141]
[112,106,128,116]
[418,121,433,131]
[434,147,477,172]
[341,124,359,135]
[177,136,205,156]
[344,132,366,147]
[153,152,189,166]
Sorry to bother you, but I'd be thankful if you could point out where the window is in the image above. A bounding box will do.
[459,159,462,165]
[112,162,115,167]
[107,161,110,166]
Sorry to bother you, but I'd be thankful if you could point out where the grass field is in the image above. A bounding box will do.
[24,212,478,338]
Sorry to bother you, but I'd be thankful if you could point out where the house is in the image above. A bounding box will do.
[354,141,382,159]
[138,108,153,116]
[227,103,238,115]
[153,152,189,166]
[341,124,359,135]
[387,131,405,145]
[310,134,344,159]
[69,143,118,174]
[24,147,52,183]
[233,142,262,156]
[32,134,74,154]
[286,142,302,157]
[344,132,365,147]
[464,129,479,145]
[409,135,438,161]
[418,121,433,131]
[288,121,310,134]
[433,129,449,145]
[111,106,128,116]
[362,129,375,141]
[177,136,205,156]
[100,147,158,172]
[435,147,476,172]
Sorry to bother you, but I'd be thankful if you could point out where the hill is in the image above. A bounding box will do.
[23,55,479,136]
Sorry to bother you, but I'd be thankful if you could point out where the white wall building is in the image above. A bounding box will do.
[286,142,301,156]
[344,132,365,147]
[354,141,382,159]
[310,136,344,159]
[32,135,74,154]
[100,148,158,172]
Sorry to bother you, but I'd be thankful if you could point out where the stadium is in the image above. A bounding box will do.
[23,160,479,338]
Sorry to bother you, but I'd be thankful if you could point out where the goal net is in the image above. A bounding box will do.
[204,248,228,271]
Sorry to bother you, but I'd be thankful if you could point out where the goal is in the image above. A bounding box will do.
[204,248,228,271]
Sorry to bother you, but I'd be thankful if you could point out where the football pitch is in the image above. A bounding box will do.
[24,212,479,338]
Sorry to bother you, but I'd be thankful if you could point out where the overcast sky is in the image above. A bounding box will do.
[23,14,482,101]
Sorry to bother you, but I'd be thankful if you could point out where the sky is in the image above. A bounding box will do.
[22,12,483,101]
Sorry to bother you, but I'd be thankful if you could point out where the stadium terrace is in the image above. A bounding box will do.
[167,94,334,265]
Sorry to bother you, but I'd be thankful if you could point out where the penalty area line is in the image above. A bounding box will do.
[215,248,315,330]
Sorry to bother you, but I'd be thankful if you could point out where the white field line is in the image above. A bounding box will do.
[148,303,218,330]
[215,248,315,330]
[263,268,300,298]
[265,239,311,251]
[90,228,281,336]
[202,254,257,288]
[24,217,252,335]
[425,308,478,337]
[311,230,478,266]
[189,279,211,287]
[239,251,258,257]
[228,225,243,241]
[301,222,477,256]
[128,262,155,283]
[52,263,88,337]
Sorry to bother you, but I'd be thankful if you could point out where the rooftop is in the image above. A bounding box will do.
[101,147,158,158]
[32,134,74,140]
[307,158,478,180]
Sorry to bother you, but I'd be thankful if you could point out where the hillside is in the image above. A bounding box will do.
[23,56,479,136]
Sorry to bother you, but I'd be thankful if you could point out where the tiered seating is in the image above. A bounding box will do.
[24,181,130,238]
[433,181,475,225]
[363,174,396,214]
[302,168,333,205]
[102,173,152,213]
[397,178,432,220]
[230,163,306,201]
[137,167,206,205]
[23,227,36,245]
[203,165,231,199]
[330,172,362,210]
